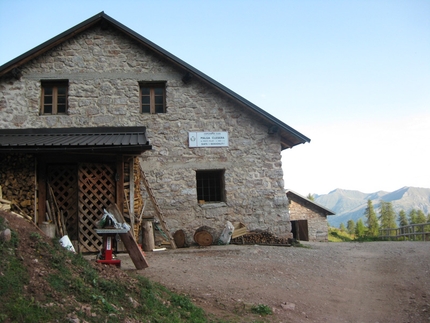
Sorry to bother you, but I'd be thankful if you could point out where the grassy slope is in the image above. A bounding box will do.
[1,214,268,323]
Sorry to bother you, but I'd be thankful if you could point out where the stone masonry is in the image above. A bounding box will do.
[289,199,329,242]
[0,24,291,243]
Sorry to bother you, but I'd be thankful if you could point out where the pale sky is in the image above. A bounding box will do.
[1,0,429,195]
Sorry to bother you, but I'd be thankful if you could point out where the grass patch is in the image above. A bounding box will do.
[0,214,235,323]
[251,304,272,316]
[328,228,355,242]
[329,227,383,242]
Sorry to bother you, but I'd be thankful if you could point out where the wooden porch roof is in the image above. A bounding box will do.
[0,126,152,154]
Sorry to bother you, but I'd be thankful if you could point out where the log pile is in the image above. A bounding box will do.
[231,229,290,246]
[0,186,11,211]
[0,154,35,217]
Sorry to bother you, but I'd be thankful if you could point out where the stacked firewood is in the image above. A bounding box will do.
[0,154,35,217]
[231,229,290,245]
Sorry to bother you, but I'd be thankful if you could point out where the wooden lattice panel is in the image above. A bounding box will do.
[48,165,78,241]
[78,163,116,252]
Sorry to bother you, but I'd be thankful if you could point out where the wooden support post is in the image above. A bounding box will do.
[141,219,155,252]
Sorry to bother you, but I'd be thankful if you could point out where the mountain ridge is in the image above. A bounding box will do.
[315,186,430,228]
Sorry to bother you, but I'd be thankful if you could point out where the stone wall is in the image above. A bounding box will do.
[289,199,328,242]
[0,24,291,243]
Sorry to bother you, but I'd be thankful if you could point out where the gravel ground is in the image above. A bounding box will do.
[119,241,430,323]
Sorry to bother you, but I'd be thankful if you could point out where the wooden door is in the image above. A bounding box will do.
[78,163,116,252]
[298,220,309,241]
[291,220,309,241]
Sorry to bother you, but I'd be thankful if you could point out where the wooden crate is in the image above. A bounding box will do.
[232,222,248,239]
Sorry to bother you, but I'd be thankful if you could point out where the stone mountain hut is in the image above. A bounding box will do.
[286,190,335,242]
[0,12,310,252]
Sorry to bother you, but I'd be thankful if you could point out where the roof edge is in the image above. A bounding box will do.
[0,126,147,135]
[286,189,335,215]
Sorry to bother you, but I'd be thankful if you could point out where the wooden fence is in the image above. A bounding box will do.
[379,222,430,241]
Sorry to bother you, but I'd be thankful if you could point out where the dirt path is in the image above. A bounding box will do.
[119,242,430,323]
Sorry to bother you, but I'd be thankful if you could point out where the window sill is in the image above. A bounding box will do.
[199,202,227,209]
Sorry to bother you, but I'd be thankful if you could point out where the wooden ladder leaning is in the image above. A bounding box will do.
[138,164,177,249]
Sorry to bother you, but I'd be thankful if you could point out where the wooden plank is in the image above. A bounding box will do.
[232,222,248,239]
[0,198,11,204]
[116,156,124,216]
[106,204,149,269]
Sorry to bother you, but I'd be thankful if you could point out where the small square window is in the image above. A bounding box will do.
[196,170,225,202]
[140,82,166,114]
[41,81,68,115]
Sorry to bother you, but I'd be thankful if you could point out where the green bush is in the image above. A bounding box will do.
[251,304,272,316]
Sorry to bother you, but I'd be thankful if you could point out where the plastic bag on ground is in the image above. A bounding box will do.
[218,221,234,245]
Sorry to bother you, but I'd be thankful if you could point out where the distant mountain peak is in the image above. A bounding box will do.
[316,186,430,227]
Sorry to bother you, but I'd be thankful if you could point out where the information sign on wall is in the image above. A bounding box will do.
[188,132,229,147]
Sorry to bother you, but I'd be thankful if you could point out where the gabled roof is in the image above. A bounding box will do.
[286,190,335,216]
[0,12,310,150]
[0,127,151,154]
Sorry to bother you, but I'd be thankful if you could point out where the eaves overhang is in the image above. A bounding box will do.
[286,190,335,216]
[0,126,152,155]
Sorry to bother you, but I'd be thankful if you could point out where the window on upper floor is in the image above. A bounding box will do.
[41,81,68,115]
[140,82,166,114]
[196,169,225,203]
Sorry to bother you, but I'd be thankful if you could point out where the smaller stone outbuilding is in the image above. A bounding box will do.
[286,190,335,242]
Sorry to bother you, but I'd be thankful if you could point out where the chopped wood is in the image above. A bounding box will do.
[0,198,11,204]
[231,230,290,246]
[0,197,11,211]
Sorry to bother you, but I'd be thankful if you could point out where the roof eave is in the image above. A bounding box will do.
[0,145,152,155]
[286,190,335,215]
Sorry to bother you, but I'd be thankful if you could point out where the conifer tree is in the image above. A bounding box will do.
[379,201,397,229]
[355,219,365,238]
[416,210,427,224]
[398,210,408,227]
[339,223,346,232]
[306,193,315,201]
[413,210,428,241]
[408,209,418,224]
[347,219,355,235]
[364,199,379,237]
